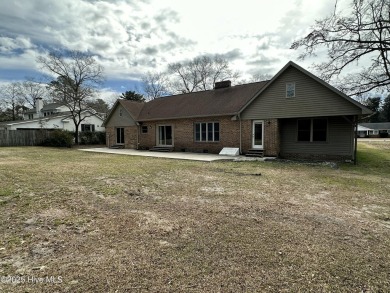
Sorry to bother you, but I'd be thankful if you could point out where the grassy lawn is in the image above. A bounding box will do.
[0,142,389,292]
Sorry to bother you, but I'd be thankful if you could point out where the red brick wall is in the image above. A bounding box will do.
[106,127,115,147]
[139,116,242,153]
[240,119,280,156]
[263,119,280,156]
[241,119,252,153]
[107,117,281,156]
[105,126,138,148]
[138,117,280,155]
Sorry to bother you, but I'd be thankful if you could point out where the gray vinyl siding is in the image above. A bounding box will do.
[241,66,362,119]
[105,105,137,127]
[280,116,354,157]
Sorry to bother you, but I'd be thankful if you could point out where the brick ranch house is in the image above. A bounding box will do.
[104,61,371,161]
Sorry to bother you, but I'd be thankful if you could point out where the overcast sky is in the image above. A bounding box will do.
[0,0,350,98]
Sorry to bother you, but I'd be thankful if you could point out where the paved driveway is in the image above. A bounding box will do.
[79,147,240,162]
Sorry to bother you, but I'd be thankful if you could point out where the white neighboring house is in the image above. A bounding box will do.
[0,98,105,132]
[357,122,390,137]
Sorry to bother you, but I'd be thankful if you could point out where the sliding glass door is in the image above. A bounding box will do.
[158,125,173,146]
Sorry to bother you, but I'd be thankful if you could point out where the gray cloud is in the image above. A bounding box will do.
[0,0,333,91]
[0,0,197,79]
[219,48,243,61]
[143,47,159,55]
[247,54,280,67]
[154,9,180,24]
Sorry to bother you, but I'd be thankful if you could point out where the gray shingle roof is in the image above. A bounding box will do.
[24,103,64,114]
[359,122,390,130]
[107,61,371,124]
[118,100,144,120]
[137,81,268,121]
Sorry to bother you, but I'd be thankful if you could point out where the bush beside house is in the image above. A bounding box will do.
[40,130,74,148]
[79,131,106,145]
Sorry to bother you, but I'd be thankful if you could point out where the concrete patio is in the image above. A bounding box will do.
[79,147,243,162]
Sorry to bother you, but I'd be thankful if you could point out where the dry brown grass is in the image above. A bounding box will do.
[0,142,389,292]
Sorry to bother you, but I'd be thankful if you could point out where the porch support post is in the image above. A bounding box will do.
[354,115,358,165]
[238,114,242,154]
[136,122,140,150]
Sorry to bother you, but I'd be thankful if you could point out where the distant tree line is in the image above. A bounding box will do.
[123,54,270,101]
[363,95,390,122]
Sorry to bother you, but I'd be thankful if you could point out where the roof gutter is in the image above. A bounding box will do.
[138,113,237,122]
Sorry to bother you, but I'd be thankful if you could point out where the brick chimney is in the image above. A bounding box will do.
[214,80,231,89]
[35,97,43,116]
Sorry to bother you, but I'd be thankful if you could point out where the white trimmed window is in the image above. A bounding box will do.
[286,82,296,98]
[81,124,95,132]
[195,122,220,142]
[297,118,327,142]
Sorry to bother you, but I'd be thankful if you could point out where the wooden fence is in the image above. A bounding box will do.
[0,130,52,147]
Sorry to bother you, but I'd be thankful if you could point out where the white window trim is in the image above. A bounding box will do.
[156,124,174,146]
[286,82,296,98]
[194,122,220,142]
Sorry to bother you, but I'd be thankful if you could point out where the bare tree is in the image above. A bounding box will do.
[37,51,104,144]
[168,55,240,93]
[142,71,171,100]
[0,82,25,121]
[291,0,390,96]
[249,73,273,82]
[17,78,48,108]
[237,73,273,84]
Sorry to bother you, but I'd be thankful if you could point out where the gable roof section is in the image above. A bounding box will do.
[357,125,372,131]
[103,99,144,126]
[0,112,72,126]
[1,110,104,127]
[137,81,268,121]
[24,103,65,114]
[359,122,390,130]
[239,61,372,115]
[118,99,144,120]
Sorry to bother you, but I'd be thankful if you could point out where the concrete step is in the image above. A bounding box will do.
[246,149,264,157]
[110,144,125,149]
[149,146,173,152]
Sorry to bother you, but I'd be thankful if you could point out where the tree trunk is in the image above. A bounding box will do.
[74,128,79,144]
